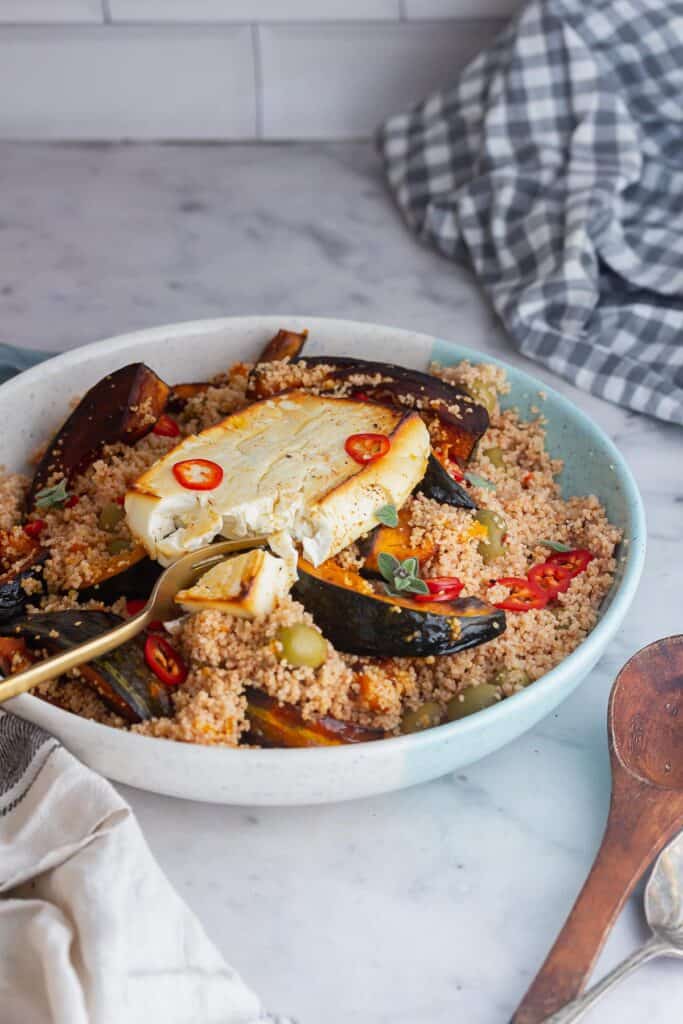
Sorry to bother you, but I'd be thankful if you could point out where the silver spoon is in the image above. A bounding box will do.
[543,829,683,1023]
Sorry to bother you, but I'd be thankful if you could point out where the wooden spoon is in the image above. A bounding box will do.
[512,635,683,1024]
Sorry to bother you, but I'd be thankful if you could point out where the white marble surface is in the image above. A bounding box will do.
[2,142,682,1023]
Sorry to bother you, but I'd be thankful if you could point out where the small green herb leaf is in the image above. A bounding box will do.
[402,557,418,577]
[407,578,429,596]
[375,504,399,528]
[537,539,573,553]
[377,552,400,583]
[464,471,496,491]
[35,478,71,509]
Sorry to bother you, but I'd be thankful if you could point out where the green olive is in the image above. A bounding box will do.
[492,667,531,689]
[401,701,443,734]
[99,501,125,531]
[446,684,499,721]
[468,379,497,417]
[475,508,506,564]
[275,623,327,668]
[106,537,130,556]
[483,446,505,469]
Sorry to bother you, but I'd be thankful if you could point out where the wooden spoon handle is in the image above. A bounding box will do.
[511,778,683,1024]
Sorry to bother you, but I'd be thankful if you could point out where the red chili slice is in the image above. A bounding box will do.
[493,577,548,612]
[65,495,79,508]
[528,562,572,598]
[172,458,224,491]
[144,634,188,687]
[153,414,181,438]
[115,495,125,506]
[24,519,46,539]
[546,549,594,578]
[413,576,464,603]
[345,433,391,465]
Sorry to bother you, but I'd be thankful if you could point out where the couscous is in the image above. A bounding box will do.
[0,329,621,746]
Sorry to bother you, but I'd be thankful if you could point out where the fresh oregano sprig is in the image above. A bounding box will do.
[536,539,572,552]
[377,553,429,597]
[375,503,399,528]
[35,478,71,509]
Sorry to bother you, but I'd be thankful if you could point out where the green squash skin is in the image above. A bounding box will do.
[415,454,477,510]
[0,610,172,721]
[292,573,506,658]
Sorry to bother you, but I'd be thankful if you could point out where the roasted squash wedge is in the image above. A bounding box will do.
[360,507,436,574]
[292,559,505,658]
[256,327,308,364]
[246,687,384,747]
[0,610,172,721]
[28,363,169,506]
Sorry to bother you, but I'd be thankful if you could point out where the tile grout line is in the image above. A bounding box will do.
[251,23,264,140]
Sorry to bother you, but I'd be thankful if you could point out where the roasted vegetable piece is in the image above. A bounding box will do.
[78,552,163,604]
[256,327,308,364]
[360,507,436,574]
[246,688,384,747]
[166,381,211,412]
[293,559,506,658]
[415,453,477,510]
[0,530,46,622]
[248,355,489,461]
[0,611,172,721]
[28,363,170,506]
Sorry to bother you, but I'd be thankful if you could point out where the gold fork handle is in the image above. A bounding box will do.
[0,610,150,704]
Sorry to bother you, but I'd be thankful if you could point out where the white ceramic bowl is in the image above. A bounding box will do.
[4,317,646,805]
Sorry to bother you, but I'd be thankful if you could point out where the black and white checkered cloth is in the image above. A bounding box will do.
[378,0,683,425]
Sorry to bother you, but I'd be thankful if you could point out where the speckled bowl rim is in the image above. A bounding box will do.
[7,315,646,771]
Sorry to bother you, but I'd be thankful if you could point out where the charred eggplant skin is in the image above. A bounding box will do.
[0,532,46,623]
[246,687,383,747]
[293,561,505,658]
[77,554,163,605]
[416,454,477,510]
[28,363,169,506]
[0,610,172,721]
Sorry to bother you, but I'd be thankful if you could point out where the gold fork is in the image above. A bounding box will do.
[0,536,268,704]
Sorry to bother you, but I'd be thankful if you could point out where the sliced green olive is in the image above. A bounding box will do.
[492,667,531,689]
[275,623,327,669]
[446,684,499,721]
[468,379,497,417]
[106,538,130,556]
[475,508,506,564]
[483,446,505,469]
[401,701,443,734]
[98,502,125,531]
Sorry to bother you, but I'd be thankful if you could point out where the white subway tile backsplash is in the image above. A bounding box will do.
[0,0,102,21]
[404,0,520,17]
[260,20,502,139]
[0,26,256,138]
[109,1,401,21]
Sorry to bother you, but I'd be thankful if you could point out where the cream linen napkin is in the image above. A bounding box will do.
[0,710,292,1024]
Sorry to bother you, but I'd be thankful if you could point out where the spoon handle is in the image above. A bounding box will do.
[0,610,149,703]
[541,934,670,1024]
[511,774,683,1024]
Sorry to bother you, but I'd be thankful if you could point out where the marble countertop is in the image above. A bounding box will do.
[3,142,682,1023]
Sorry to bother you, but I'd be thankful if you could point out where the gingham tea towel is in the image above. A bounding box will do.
[378,0,683,425]
[0,709,293,1024]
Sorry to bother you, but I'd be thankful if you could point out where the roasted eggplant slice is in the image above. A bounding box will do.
[246,687,384,747]
[293,560,505,658]
[360,507,436,574]
[257,327,308,364]
[0,611,172,721]
[247,355,489,461]
[28,363,170,505]
[0,530,46,622]
[78,551,163,604]
[416,454,477,510]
